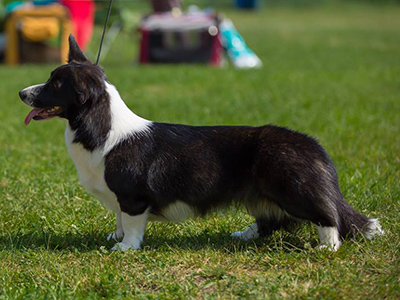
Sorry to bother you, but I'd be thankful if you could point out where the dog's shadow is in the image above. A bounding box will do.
[0,228,309,253]
[144,229,309,253]
[0,231,106,252]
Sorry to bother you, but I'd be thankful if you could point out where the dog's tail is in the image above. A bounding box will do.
[336,198,384,240]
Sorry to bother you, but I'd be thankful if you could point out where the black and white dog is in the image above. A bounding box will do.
[19,36,383,251]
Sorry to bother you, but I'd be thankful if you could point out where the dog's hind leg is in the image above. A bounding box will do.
[316,226,341,251]
[276,194,343,251]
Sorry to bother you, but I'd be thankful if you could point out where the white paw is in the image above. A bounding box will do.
[316,226,341,251]
[316,244,328,250]
[231,231,256,241]
[111,242,139,251]
[231,223,259,241]
[107,230,124,241]
[231,231,246,239]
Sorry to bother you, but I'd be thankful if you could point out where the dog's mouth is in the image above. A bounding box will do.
[24,106,63,125]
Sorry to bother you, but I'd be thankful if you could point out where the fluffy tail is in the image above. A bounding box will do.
[337,200,384,239]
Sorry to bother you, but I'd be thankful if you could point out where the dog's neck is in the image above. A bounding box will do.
[68,82,151,153]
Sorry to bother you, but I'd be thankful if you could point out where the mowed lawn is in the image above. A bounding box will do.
[0,2,399,299]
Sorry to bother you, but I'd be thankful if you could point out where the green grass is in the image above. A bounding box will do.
[0,1,399,299]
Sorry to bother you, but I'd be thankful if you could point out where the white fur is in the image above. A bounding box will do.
[365,218,384,239]
[112,210,149,251]
[65,126,120,212]
[65,81,152,244]
[21,83,45,98]
[103,82,151,155]
[157,201,195,223]
[232,223,259,241]
[316,226,341,251]
[21,83,45,91]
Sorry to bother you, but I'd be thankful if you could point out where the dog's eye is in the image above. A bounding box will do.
[53,80,62,89]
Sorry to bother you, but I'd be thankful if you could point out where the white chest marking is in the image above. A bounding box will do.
[65,82,152,212]
[65,126,120,211]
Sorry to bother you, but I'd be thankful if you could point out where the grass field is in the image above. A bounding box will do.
[0,1,399,299]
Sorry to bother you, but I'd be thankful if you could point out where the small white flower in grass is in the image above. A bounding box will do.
[99,246,108,254]
[71,224,78,230]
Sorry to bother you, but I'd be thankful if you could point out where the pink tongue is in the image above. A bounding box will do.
[25,108,45,125]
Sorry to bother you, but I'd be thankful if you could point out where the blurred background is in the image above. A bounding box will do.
[1,0,399,158]
[0,0,398,67]
[0,0,398,136]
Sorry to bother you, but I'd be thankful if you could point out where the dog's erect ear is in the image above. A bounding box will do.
[68,34,89,63]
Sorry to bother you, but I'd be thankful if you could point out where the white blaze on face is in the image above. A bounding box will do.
[20,83,45,104]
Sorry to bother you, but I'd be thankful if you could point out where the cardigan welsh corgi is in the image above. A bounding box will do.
[19,35,383,251]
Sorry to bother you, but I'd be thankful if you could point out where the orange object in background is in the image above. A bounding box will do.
[5,4,71,65]
[61,0,94,51]
[21,17,60,42]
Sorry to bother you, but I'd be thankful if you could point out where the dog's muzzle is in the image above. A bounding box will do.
[19,89,28,102]
[19,83,44,105]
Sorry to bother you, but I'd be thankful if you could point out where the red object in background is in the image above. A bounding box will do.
[210,32,223,66]
[61,0,94,50]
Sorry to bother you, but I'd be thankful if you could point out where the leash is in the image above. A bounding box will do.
[96,0,115,65]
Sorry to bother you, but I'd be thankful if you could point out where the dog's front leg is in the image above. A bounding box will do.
[111,208,149,251]
[107,209,124,241]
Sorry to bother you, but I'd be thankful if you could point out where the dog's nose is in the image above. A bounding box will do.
[19,90,27,101]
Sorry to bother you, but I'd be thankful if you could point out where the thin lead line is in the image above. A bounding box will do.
[96,0,114,65]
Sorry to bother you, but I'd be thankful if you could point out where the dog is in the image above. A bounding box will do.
[19,35,383,251]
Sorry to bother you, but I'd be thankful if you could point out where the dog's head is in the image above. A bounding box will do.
[19,35,107,125]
